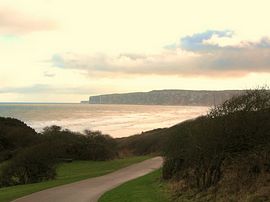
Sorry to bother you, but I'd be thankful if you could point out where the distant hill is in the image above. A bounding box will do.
[88,89,243,106]
[80,101,89,104]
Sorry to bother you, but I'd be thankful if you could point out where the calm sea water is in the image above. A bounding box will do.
[0,104,209,138]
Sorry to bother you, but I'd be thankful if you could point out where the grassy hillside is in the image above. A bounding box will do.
[116,128,169,156]
[162,89,270,201]
[115,89,270,202]
[0,156,150,202]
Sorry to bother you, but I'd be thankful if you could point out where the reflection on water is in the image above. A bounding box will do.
[0,104,209,137]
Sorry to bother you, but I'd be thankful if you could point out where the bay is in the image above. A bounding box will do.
[0,104,209,138]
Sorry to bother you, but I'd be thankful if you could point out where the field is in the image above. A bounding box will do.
[0,156,150,202]
[99,169,170,202]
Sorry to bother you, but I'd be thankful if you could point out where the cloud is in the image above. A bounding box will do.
[51,54,65,68]
[0,84,98,95]
[166,30,234,51]
[43,72,55,77]
[174,30,270,51]
[240,37,270,49]
[51,30,270,77]
[0,84,51,94]
[0,7,57,35]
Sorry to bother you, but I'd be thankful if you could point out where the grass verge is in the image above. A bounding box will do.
[0,156,150,202]
[99,169,170,202]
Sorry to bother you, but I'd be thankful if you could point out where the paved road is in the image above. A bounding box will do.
[13,157,163,202]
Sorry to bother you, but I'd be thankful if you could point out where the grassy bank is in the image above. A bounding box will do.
[99,169,170,202]
[0,156,150,202]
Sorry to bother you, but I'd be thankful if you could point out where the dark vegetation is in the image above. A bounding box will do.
[116,128,169,156]
[0,121,117,187]
[113,88,270,201]
[162,89,270,201]
[0,118,38,162]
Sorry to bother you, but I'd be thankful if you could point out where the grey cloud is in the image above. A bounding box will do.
[43,72,55,77]
[167,30,270,52]
[51,31,270,77]
[118,53,147,60]
[166,30,234,52]
[51,48,270,77]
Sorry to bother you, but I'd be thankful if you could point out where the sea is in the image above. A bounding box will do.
[0,103,209,138]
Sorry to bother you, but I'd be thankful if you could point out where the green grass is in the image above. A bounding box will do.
[99,169,170,202]
[0,156,150,202]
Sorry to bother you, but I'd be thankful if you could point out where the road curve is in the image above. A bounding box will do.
[13,157,163,202]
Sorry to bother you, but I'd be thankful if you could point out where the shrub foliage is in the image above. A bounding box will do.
[0,119,117,187]
[163,89,270,194]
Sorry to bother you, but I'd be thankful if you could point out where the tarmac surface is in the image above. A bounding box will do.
[13,157,163,202]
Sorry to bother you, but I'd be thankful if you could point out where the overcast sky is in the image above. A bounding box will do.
[1,0,270,102]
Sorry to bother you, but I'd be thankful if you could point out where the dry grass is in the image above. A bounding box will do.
[167,151,270,202]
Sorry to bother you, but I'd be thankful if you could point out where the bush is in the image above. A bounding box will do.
[0,143,57,187]
[0,121,118,187]
[41,126,117,161]
[83,130,117,160]
[208,88,270,117]
[162,157,184,180]
[0,117,39,162]
[116,128,169,156]
[163,89,270,193]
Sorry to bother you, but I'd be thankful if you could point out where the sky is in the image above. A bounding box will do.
[1,0,270,102]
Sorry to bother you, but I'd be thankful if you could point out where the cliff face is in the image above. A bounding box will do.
[89,90,242,106]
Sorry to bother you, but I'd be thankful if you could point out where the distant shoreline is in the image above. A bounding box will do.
[88,89,243,106]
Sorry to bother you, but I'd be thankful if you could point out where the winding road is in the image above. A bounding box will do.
[13,157,163,202]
